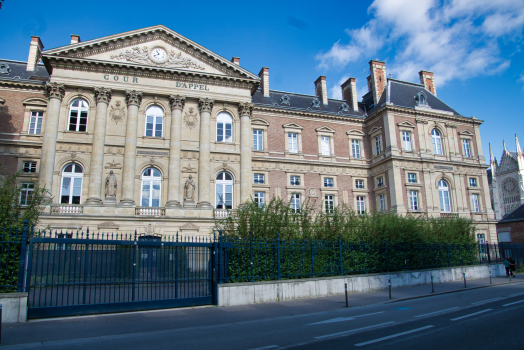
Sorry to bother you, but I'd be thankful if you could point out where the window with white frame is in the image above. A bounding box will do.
[324,178,334,187]
[355,179,364,189]
[215,172,233,209]
[216,112,233,142]
[321,136,331,156]
[462,139,471,158]
[288,133,298,153]
[402,131,412,151]
[432,129,443,155]
[374,136,382,155]
[29,111,43,135]
[352,139,361,159]
[60,163,83,204]
[438,180,451,212]
[471,193,480,212]
[19,183,34,206]
[469,178,477,187]
[254,192,265,207]
[290,193,301,213]
[254,173,265,184]
[23,161,37,173]
[145,106,164,137]
[356,196,366,215]
[377,177,384,187]
[409,190,419,211]
[379,194,386,212]
[253,129,263,151]
[325,195,334,214]
[141,168,161,207]
[68,99,89,132]
[408,173,417,183]
[290,176,300,186]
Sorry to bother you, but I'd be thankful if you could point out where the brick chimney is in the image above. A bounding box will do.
[258,67,269,97]
[314,76,328,105]
[341,77,358,112]
[231,57,240,65]
[369,60,387,105]
[70,34,81,45]
[419,70,437,96]
[26,36,44,72]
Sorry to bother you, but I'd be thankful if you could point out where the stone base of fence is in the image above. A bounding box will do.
[0,293,28,323]
[218,264,505,307]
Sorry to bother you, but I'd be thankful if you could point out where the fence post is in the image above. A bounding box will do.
[175,232,179,298]
[212,238,218,305]
[277,233,281,281]
[311,237,315,278]
[132,230,137,302]
[250,234,254,282]
[385,240,389,273]
[486,243,491,264]
[446,244,451,267]
[82,228,90,305]
[339,236,343,276]
[16,221,29,293]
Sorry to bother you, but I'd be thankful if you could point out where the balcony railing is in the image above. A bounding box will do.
[440,212,459,219]
[135,207,165,216]
[214,209,236,219]
[51,204,84,214]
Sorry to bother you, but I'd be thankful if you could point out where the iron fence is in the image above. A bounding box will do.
[0,224,28,293]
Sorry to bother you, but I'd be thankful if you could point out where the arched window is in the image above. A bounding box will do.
[438,180,451,212]
[145,106,164,137]
[60,163,83,204]
[216,112,232,142]
[432,129,443,155]
[215,171,233,209]
[68,99,89,132]
[141,168,161,207]
[416,92,427,106]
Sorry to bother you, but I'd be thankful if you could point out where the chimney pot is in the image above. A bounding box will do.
[341,77,358,112]
[258,67,269,97]
[419,70,437,96]
[70,34,81,45]
[314,76,328,105]
[369,60,387,105]
[231,57,240,65]
[26,36,44,72]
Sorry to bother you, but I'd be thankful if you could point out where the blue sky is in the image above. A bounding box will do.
[1,0,523,165]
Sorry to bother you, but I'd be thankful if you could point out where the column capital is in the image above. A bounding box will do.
[94,87,112,104]
[238,102,254,117]
[45,82,65,100]
[169,94,186,111]
[198,98,214,113]
[125,90,143,107]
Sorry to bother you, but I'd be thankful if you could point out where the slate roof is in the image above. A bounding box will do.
[0,59,49,83]
[499,203,524,223]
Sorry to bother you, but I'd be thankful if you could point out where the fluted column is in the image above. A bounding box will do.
[39,82,65,202]
[119,90,142,206]
[166,94,186,208]
[196,98,214,209]
[239,102,253,204]
[86,87,112,205]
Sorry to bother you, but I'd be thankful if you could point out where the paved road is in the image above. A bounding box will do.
[2,276,523,349]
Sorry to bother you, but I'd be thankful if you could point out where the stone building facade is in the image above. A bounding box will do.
[0,25,497,242]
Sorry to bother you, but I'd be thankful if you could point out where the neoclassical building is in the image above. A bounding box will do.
[0,25,497,242]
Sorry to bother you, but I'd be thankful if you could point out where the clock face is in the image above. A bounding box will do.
[150,47,167,63]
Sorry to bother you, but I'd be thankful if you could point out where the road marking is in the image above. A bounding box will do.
[471,297,503,305]
[354,325,434,347]
[247,346,279,350]
[450,309,493,321]
[503,299,524,307]
[314,322,395,339]
[509,292,524,297]
[307,311,384,325]
[414,307,460,318]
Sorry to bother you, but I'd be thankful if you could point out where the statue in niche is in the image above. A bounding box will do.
[105,170,118,197]
[184,174,195,201]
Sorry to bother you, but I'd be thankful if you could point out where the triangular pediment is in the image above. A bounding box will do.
[282,122,303,130]
[315,126,336,133]
[397,121,416,128]
[458,130,475,137]
[368,126,382,135]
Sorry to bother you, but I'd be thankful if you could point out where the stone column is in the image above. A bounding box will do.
[119,90,142,206]
[39,82,65,201]
[86,87,112,205]
[166,94,186,208]
[196,98,214,209]
[239,102,254,204]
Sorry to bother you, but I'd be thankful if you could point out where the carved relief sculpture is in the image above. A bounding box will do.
[109,101,126,124]
[198,98,214,112]
[184,174,195,201]
[45,82,65,100]
[169,94,186,110]
[238,102,254,117]
[184,107,198,130]
[105,170,117,198]
[110,46,205,70]
[125,90,143,107]
[94,87,112,103]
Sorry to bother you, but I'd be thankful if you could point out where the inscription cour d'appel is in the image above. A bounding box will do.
[102,75,210,91]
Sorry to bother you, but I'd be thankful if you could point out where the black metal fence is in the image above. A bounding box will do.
[0,225,28,293]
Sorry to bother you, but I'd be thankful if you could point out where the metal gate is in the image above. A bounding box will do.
[25,231,217,319]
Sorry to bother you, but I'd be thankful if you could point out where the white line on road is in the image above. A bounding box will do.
[450,309,493,321]
[354,311,385,318]
[414,307,460,318]
[509,292,524,297]
[315,322,395,339]
[247,346,279,350]
[471,297,503,305]
[354,325,434,347]
[307,311,384,325]
[503,299,524,307]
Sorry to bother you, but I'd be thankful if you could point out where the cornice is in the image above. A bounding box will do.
[0,79,46,90]
[253,105,365,124]
[375,104,482,125]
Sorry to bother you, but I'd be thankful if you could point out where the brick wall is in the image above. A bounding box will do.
[497,221,524,243]
[0,89,45,135]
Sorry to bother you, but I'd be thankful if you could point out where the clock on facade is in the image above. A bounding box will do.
[150,47,167,63]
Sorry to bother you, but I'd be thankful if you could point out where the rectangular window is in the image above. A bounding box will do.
[472,194,480,212]
[23,161,37,173]
[375,136,382,155]
[355,180,364,189]
[463,139,471,158]
[356,196,366,215]
[379,194,386,212]
[324,178,334,187]
[469,178,477,187]
[377,177,384,187]
[352,139,361,159]
[325,195,334,214]
[253,129,263,151]
[254,192,265,207]
[290,176,300,186]
[409,191,419,211]
[20,183,34,206]
[288,133,298,153]
[145,116,163,137]
[408,173,417,183]
[29,111,43,135]
[291,193,301,213]
[402,131,412,151]
[321,136,331,156]
[254,174,265,184]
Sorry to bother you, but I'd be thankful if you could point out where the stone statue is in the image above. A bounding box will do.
[105,170,117,197]
[184,174,195,201]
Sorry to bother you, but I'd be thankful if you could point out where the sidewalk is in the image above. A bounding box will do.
[1,274,521,347]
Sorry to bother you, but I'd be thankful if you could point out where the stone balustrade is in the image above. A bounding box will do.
[135,207,166,216]
[50,204,84,214]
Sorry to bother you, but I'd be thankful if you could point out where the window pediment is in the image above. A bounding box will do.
[23,97,48,107]
[368,126,382,135]
[397,121,416,128]
[282,122,303,130]
[315,126,335,133]
[347,129,365,136]
[458,130,475,137]
[251,118,269,126]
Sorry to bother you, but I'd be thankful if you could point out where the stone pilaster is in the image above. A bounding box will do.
[119,90,142,206]
[86,87,112,205]
[196,98,214,209]
[166,94,186,208]
[39,82,65,202]
[239,102,253,204]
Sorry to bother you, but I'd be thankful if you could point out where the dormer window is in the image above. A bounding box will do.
[311,98,321,109]
[280,95,290,105]
[415,92,428,106]
[340,103,349,113]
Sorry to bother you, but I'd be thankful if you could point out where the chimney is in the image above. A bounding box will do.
[258,67,269,97]
[341,77,358,112]
[70,34,81,45]
[369,60,387,105]
[231,57,240,65]
[26,36,44,72]
[419,70,437,96]
[366,76,372,92]
[314,76,328,105]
